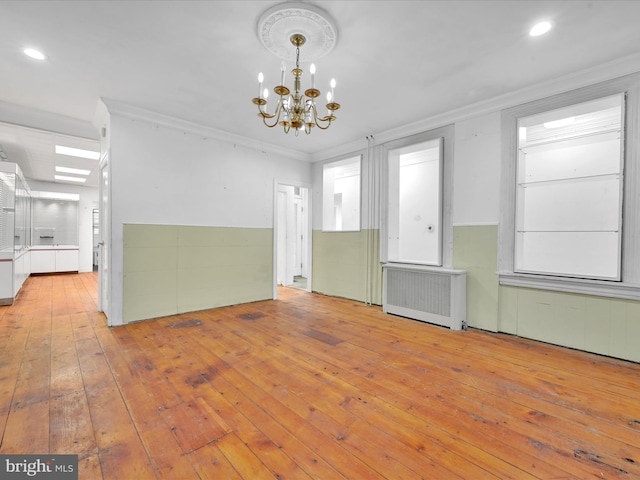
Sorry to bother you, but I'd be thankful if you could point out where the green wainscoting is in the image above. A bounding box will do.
[452,225,500,331]
[452,224,640,362]
[312,229,382,305]
[123,224,273,323]
[499,286,640,363]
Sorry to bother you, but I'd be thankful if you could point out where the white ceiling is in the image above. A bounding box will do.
[1,0,640,189]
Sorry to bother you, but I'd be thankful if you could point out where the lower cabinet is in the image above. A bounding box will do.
[31,248,79,273]
[55,249,79,272]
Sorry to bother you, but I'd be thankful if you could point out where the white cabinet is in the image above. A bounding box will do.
[0,260,13,304]
[31,249,55,273]
[31,247,79,273]
[55,249,79,272]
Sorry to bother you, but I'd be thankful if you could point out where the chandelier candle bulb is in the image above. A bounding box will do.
[310,63,316,89]
[258,72,264,98]
[251,33,340,134]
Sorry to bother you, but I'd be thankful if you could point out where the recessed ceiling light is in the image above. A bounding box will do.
[530,21,552,37]
[24,48,47,60]
[55,166,91,175]
[54,175,87,183]
[55,145,100,160]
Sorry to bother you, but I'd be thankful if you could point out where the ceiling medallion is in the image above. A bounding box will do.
[252,3,340,135]
[257,2,338,62]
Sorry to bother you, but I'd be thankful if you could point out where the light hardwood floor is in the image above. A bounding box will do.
[1,272,639,479]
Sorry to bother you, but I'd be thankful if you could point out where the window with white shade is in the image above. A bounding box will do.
[387,138,443,265]
[499,74,640,300]
[383,125,454,268]
[322,156,361,231]
[515,94,624,280]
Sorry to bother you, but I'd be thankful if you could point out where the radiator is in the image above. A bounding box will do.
[382,263,467,330]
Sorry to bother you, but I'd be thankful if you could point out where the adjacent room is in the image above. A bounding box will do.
[1,1,639,478]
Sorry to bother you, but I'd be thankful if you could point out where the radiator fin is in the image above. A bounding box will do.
[386,269,450,317]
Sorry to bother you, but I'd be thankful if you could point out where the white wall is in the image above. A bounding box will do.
[106,111,312,325]
[452,112,502,226]
[26,179,98,273]
[110,117,310,228]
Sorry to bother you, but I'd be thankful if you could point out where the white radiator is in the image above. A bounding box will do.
[382,263,467,330]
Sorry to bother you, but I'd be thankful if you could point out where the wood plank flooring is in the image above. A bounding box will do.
[1,272,639,479]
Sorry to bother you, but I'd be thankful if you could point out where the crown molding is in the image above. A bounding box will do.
[0,101,99,141]
[100,98,311,162]
[311,51,640,162]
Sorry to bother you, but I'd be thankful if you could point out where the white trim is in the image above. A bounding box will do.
[320,154,363,232]
[499,273,640,301]
[100,98,311,162]
[0,101,99,140]
[383,262,466,275]
[452,222,499,227]
[499,73,640,296]
[311,52,640,163]
[380,126,455,269]
[273,179,313,298]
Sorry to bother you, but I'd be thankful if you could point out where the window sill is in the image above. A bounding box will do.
[498,272,640,301]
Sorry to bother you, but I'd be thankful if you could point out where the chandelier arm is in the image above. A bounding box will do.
[252,32,340,134]
[260,101,284,128]
[310,103,335,130]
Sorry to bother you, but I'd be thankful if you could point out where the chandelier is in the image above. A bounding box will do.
[252,33,340,135]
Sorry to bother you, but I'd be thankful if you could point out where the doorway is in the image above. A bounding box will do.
[275,184,310,294]
[98,152,110,322]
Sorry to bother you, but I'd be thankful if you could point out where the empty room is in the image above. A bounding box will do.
[1,1,639,478]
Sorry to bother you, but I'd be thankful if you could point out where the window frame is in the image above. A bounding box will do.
[381,125,454,268]
[499,74,640,300]
[321,154,362,233]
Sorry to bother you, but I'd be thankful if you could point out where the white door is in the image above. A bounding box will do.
[277,186,295,286]
[98,153,110,321]
[276,190,288,286]
[292,197,303,277]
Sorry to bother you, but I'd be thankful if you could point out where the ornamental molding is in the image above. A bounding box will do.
[257,2,338,62]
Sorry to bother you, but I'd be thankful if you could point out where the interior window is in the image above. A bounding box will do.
[387,138,443,265]
[515,94,624,280]
[322,156,361,231]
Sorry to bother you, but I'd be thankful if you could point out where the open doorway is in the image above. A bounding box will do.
[98,152,111,323]
[275,183,311,294]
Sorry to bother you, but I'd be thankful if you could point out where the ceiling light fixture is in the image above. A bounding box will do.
[55,166,91,175]
[54,175,86,183]
[529,21,552,37]
[33,191,80,201]
[24,48,47,60]
[55,145,100,160]
[252,33,340,135]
